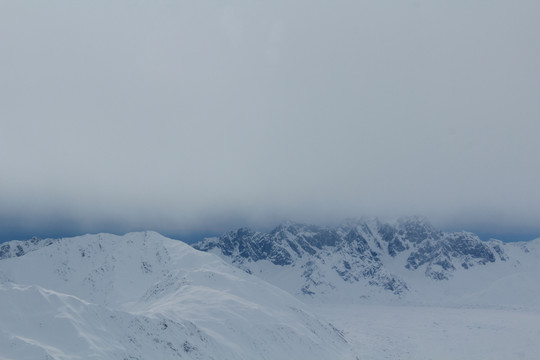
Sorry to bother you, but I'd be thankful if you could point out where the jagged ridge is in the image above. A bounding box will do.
[194,217,510,299]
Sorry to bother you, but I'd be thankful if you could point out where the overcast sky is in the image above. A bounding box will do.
[1,1,539,242]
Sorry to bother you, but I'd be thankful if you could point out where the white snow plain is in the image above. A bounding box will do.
[315,304,540,360]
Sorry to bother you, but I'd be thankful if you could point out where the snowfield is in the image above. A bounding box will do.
[316,304,540,360]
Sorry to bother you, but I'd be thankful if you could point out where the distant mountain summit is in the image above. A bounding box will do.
[194,217,537,305]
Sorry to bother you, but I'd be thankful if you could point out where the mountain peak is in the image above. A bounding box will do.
[0,232,353,360]
[194,218,515,301]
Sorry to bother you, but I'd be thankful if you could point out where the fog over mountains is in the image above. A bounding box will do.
[2,0,540,246]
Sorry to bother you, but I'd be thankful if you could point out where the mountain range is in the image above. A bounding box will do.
[194,217,540,307]
[1,217,539,359]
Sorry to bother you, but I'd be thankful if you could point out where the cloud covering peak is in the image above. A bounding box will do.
[1,1,539,241]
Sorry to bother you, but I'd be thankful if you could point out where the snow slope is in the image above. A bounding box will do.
[0,232,352,360]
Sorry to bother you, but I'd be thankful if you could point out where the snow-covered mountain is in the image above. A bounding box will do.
[0,232,352,360]
[194,217,540,307]
[1,221,538,359]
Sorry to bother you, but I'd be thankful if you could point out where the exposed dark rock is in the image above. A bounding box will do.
[194,217,509,295]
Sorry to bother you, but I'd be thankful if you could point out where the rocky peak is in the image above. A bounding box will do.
[194,218,512,297]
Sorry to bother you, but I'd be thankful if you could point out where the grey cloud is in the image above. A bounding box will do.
[1,1,539,241]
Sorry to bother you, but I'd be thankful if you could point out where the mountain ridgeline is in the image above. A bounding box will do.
[0,232,352,360]
[0,220,538,358]
[194,217,515,301]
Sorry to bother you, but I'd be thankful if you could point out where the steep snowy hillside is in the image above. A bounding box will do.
[0,232,352,360]
[194,218,540,307]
